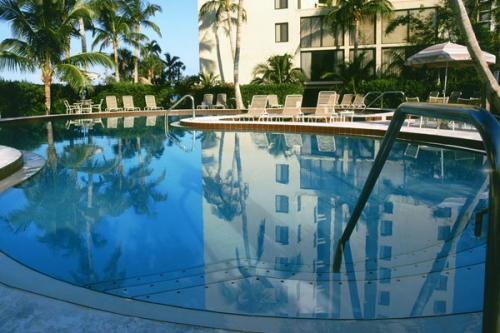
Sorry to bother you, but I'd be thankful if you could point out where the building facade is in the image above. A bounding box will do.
[198,0,443,87]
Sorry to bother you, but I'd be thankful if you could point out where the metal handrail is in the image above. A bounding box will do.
[164,95,196,152]
[360,90,406,112]
[332,102,500,333]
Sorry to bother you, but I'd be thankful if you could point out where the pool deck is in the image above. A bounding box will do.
[0,113,486,332]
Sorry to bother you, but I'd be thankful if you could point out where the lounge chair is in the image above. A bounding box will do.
[271,94,303,122]
[303,91,338,122]
[457,97,481,106]
[429,96,449,103]
[316,135,336,152]
[213,93,227,109]
[338,94,354,108]
[351,94,366,109]
[428,91,439,100]
[267,94,282,108]
[197,94,213,109]
[448,91,462,104]
[64,100,79,114]
[144,95,163,110]
[92,99,103,113]
[105,96,123,112]
[234,95,269,121]
[123,95,141,111]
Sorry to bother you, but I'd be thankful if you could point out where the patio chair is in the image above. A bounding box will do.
[267,94,282,108]
[448,91,462,104]
[79,99,92,113]
[123,95,141,111]
[234,95,269,121]
[144,95,164,110]
[338,94,354,108]
[213,93,227,109]
[92,99,103,113]
[64,100,79,114]
[303,91,338,122]
[350,94,366,109]
[429,96,449,103]
[197,94,213,109]
[271,94,303,122]
[105,96,123,112]
[427,91,439,101]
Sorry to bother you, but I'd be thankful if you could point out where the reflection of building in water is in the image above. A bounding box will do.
[201,132,470,318]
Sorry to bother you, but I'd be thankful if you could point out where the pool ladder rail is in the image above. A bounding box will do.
[332,102,500,333]
[164,95,196,152]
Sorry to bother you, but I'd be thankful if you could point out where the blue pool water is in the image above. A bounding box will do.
[0,116,489,322]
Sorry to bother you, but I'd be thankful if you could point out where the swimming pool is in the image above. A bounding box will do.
[0,115,489,331]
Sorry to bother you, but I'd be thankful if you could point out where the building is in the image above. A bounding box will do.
[198,0,446,88]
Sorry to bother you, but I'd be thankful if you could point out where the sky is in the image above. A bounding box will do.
[0,0,199,84]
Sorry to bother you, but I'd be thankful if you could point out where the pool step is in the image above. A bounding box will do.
[0,145,24,181]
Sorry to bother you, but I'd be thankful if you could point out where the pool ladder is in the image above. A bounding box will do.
[164,95,196,152]
[332,102,500,333]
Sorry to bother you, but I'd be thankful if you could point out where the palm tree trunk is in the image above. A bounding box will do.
[226,9,235,61]
[133,25,140,83]
[113,42,120,83]
[79,18,89,72]
[43,72,51,115]
[233,0,245,109]
[450,0,500,115]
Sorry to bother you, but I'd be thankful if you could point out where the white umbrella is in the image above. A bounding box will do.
[405,42,496,97]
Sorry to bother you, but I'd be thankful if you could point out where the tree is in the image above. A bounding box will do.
[325,0,394,56]
[450,0,500,115]
[199,0,246,61]
[91,0,132,82]
[163,53,185,83]
[120,0,162,83]
[0,0,113,114]
[251,54,306,84]
[115,48,135,82]
[233,0,245,109]
[140,40,163,84]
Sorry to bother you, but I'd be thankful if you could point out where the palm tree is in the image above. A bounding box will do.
[233,0,245,109]
[91,0,132,82]
[119,0,162,83]
[321,52,375,94]
[324,0,394,57]
[251,54,306,84]
[450,0,500,115]
[0,0,113,114]
[115,48,135,82]
[141,40,163,84]
[163,53,185,83]
[198,71,219,88]
[199,0,246,61]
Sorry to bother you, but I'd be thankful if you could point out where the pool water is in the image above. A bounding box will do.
[0,116,489,321]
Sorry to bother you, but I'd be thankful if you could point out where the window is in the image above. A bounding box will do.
[380,246,392,261]
[434,300,447,314]
[301,50,344,82]
[300,16,338,48]
[276,226,289,245]
[438,226,451,241]
[380,267,392,284]
[276,195,289,213]
[436,275,448,291]
[382,48,405,77]
[275,0,288,9]
[378,291,390,306]
[381,220,393,237]
[349,48,375,76]
[382,11,408,44]
[383,202,393,214]
[350,15,375,46]
[276,164,289,184]
[276,23,289,43]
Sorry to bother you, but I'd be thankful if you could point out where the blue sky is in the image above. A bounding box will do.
[0,1,199,83]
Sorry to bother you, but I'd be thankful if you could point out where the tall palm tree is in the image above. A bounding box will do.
[120,0,162,83]
[324,0,394,57]
[163,53,185,83]
[251,54,306,84]
[115,48,135,82]
[199,0,246,61]
[321,52,375,94]
[0,0,113,114]
[450,0,500,115]
[233,0,245,109]
[91,0,132,82]
[141,40,163,84]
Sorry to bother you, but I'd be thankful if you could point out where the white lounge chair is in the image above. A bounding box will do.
[105,96,123,112]
[197,94,213,109]
[234,95,269,121]
[304,91,338,122]
[338,94,354,108]
[123,95,141,111]
[267,94,282,108]
[213,93,227,109]
[144,95,163,110]
[351,94,366,109]
[271,94,303,122]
